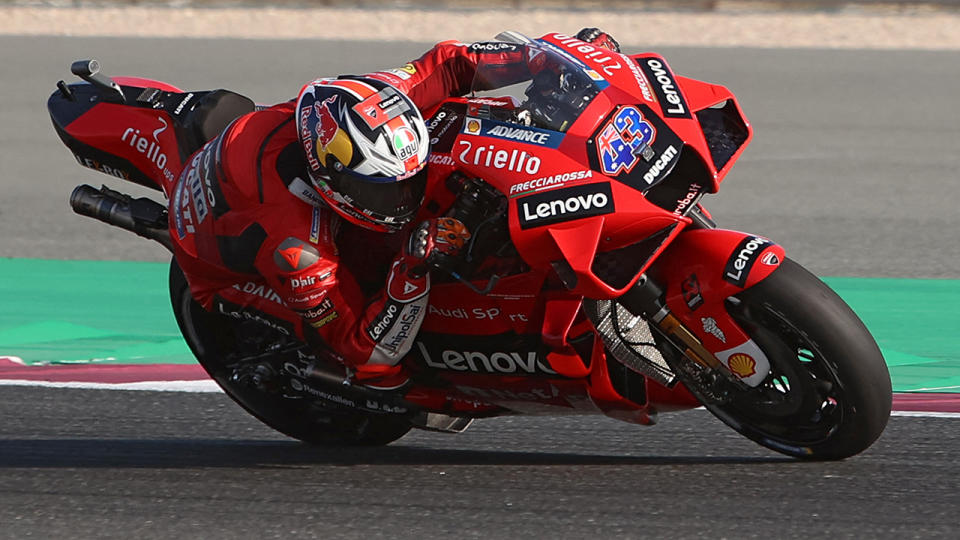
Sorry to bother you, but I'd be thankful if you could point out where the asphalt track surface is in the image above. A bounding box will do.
[1,36,959,538]
[1,387,958,539]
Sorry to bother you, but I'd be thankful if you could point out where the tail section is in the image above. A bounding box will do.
[49,72,184,193]
[49,59,255,197]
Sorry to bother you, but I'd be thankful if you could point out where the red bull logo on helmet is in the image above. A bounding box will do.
[314,96,340,149]
[300,104,320,172]
[309,94,354,167]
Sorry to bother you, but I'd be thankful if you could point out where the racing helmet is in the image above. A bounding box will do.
[295,77,430,232]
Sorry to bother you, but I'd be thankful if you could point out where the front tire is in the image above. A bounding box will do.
[168,260,412,446]
[700,258,891,460]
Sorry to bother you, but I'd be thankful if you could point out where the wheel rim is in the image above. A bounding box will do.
[173,283,412,445]
[715,298,849,447]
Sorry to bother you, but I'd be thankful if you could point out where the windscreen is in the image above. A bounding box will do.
[470,43,603,132]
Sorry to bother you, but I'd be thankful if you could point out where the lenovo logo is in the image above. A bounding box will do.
[367,303,398,341]
[724,236,771,287]
[639,58,691,119]
[418,342,556,375]
[517,183,614,230]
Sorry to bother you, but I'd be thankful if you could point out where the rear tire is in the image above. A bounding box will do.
[168,259,412,446]
[698,258,892,460]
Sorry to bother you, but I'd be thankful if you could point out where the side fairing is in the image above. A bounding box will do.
[676,75,753,185]
[49,75,254,194]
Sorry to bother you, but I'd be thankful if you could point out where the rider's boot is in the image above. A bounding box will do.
[354,363,410,392]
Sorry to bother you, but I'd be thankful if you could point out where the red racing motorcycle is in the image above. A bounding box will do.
[48,32,891,459]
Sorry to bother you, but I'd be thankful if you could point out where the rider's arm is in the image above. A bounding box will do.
[365,40,529,111]
[254,227,428,378]
[364,27,620,112]
[254,216,468,381]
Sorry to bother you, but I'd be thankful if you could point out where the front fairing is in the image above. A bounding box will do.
[419,33,752,300]
[400,34,759,418]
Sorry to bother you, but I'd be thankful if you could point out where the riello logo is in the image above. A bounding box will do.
[121,117,169,170]
[517,182,615,230]
[457,140,541,175]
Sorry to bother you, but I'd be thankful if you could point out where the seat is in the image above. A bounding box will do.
[179,89,256,156]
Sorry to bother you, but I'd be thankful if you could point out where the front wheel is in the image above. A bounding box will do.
[168,260,412,446]
[694,258,891,460]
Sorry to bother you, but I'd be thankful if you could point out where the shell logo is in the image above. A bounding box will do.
[728,353,757,378]
[466,119,481,134]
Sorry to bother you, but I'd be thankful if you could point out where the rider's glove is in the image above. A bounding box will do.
[404,217,471,277]
[576,27,621,53]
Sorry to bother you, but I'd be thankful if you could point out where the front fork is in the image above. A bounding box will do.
[620,274,756,399]
[620,275,718,369]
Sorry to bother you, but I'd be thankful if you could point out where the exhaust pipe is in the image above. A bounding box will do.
[70,184,173,252]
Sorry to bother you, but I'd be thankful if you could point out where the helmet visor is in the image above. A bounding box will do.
[327,161,428,226]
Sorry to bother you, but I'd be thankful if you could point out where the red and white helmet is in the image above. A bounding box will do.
[295,77,430,232]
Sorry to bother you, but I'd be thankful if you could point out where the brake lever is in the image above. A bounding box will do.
[429,253,501,295]
[447,270,501,295]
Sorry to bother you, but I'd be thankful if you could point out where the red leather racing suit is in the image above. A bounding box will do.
[169,40,526,381]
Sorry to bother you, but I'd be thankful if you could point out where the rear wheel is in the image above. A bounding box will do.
[681,258,891,460]
[168,260,412,446]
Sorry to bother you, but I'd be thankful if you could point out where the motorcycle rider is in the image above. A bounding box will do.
[171,29,621,390]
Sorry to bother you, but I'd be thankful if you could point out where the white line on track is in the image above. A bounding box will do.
[0,379,221,392]
[890,411,960,419]
[2,379,958,418]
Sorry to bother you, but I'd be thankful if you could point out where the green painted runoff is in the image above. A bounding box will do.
[0,258,957,393]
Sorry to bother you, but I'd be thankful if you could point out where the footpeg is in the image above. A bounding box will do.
[409,413,473,433]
